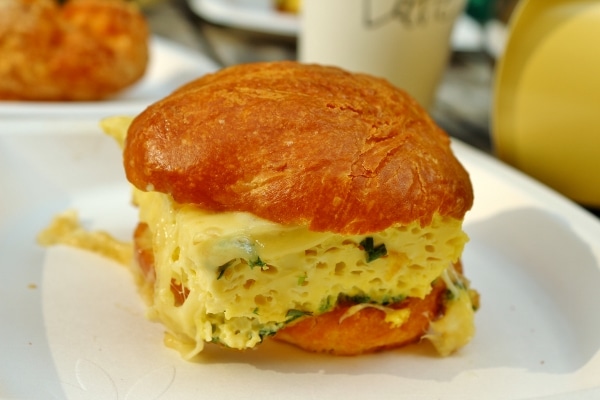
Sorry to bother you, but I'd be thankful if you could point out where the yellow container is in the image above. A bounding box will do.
[493,0,600,207]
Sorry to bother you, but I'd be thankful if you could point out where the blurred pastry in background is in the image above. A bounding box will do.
[0,0,149,101]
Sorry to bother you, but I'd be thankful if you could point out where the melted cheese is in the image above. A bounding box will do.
[135,188,470,358]
[424,288,477,356]
[37,210,132,266]
[339,303,412,328]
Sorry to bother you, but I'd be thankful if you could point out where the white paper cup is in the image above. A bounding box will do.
[299,0,466,109]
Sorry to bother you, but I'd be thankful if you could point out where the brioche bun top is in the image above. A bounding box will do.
[124,61,472,234]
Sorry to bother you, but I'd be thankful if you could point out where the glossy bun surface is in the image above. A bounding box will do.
[125,61,472,233]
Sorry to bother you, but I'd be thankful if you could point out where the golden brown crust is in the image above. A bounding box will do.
[0,0,148,101]
[274,278,447,355]
[125,61,472,234]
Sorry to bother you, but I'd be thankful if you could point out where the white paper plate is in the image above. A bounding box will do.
[1,127,600,399]
[187,0,483,51]
[0,36,219,133]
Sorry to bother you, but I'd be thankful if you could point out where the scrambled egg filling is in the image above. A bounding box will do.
[134,188,472,358]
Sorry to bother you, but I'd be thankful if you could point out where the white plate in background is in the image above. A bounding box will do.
[188,0,299,36]
[1,128,600,399]
[0,36,219,128]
